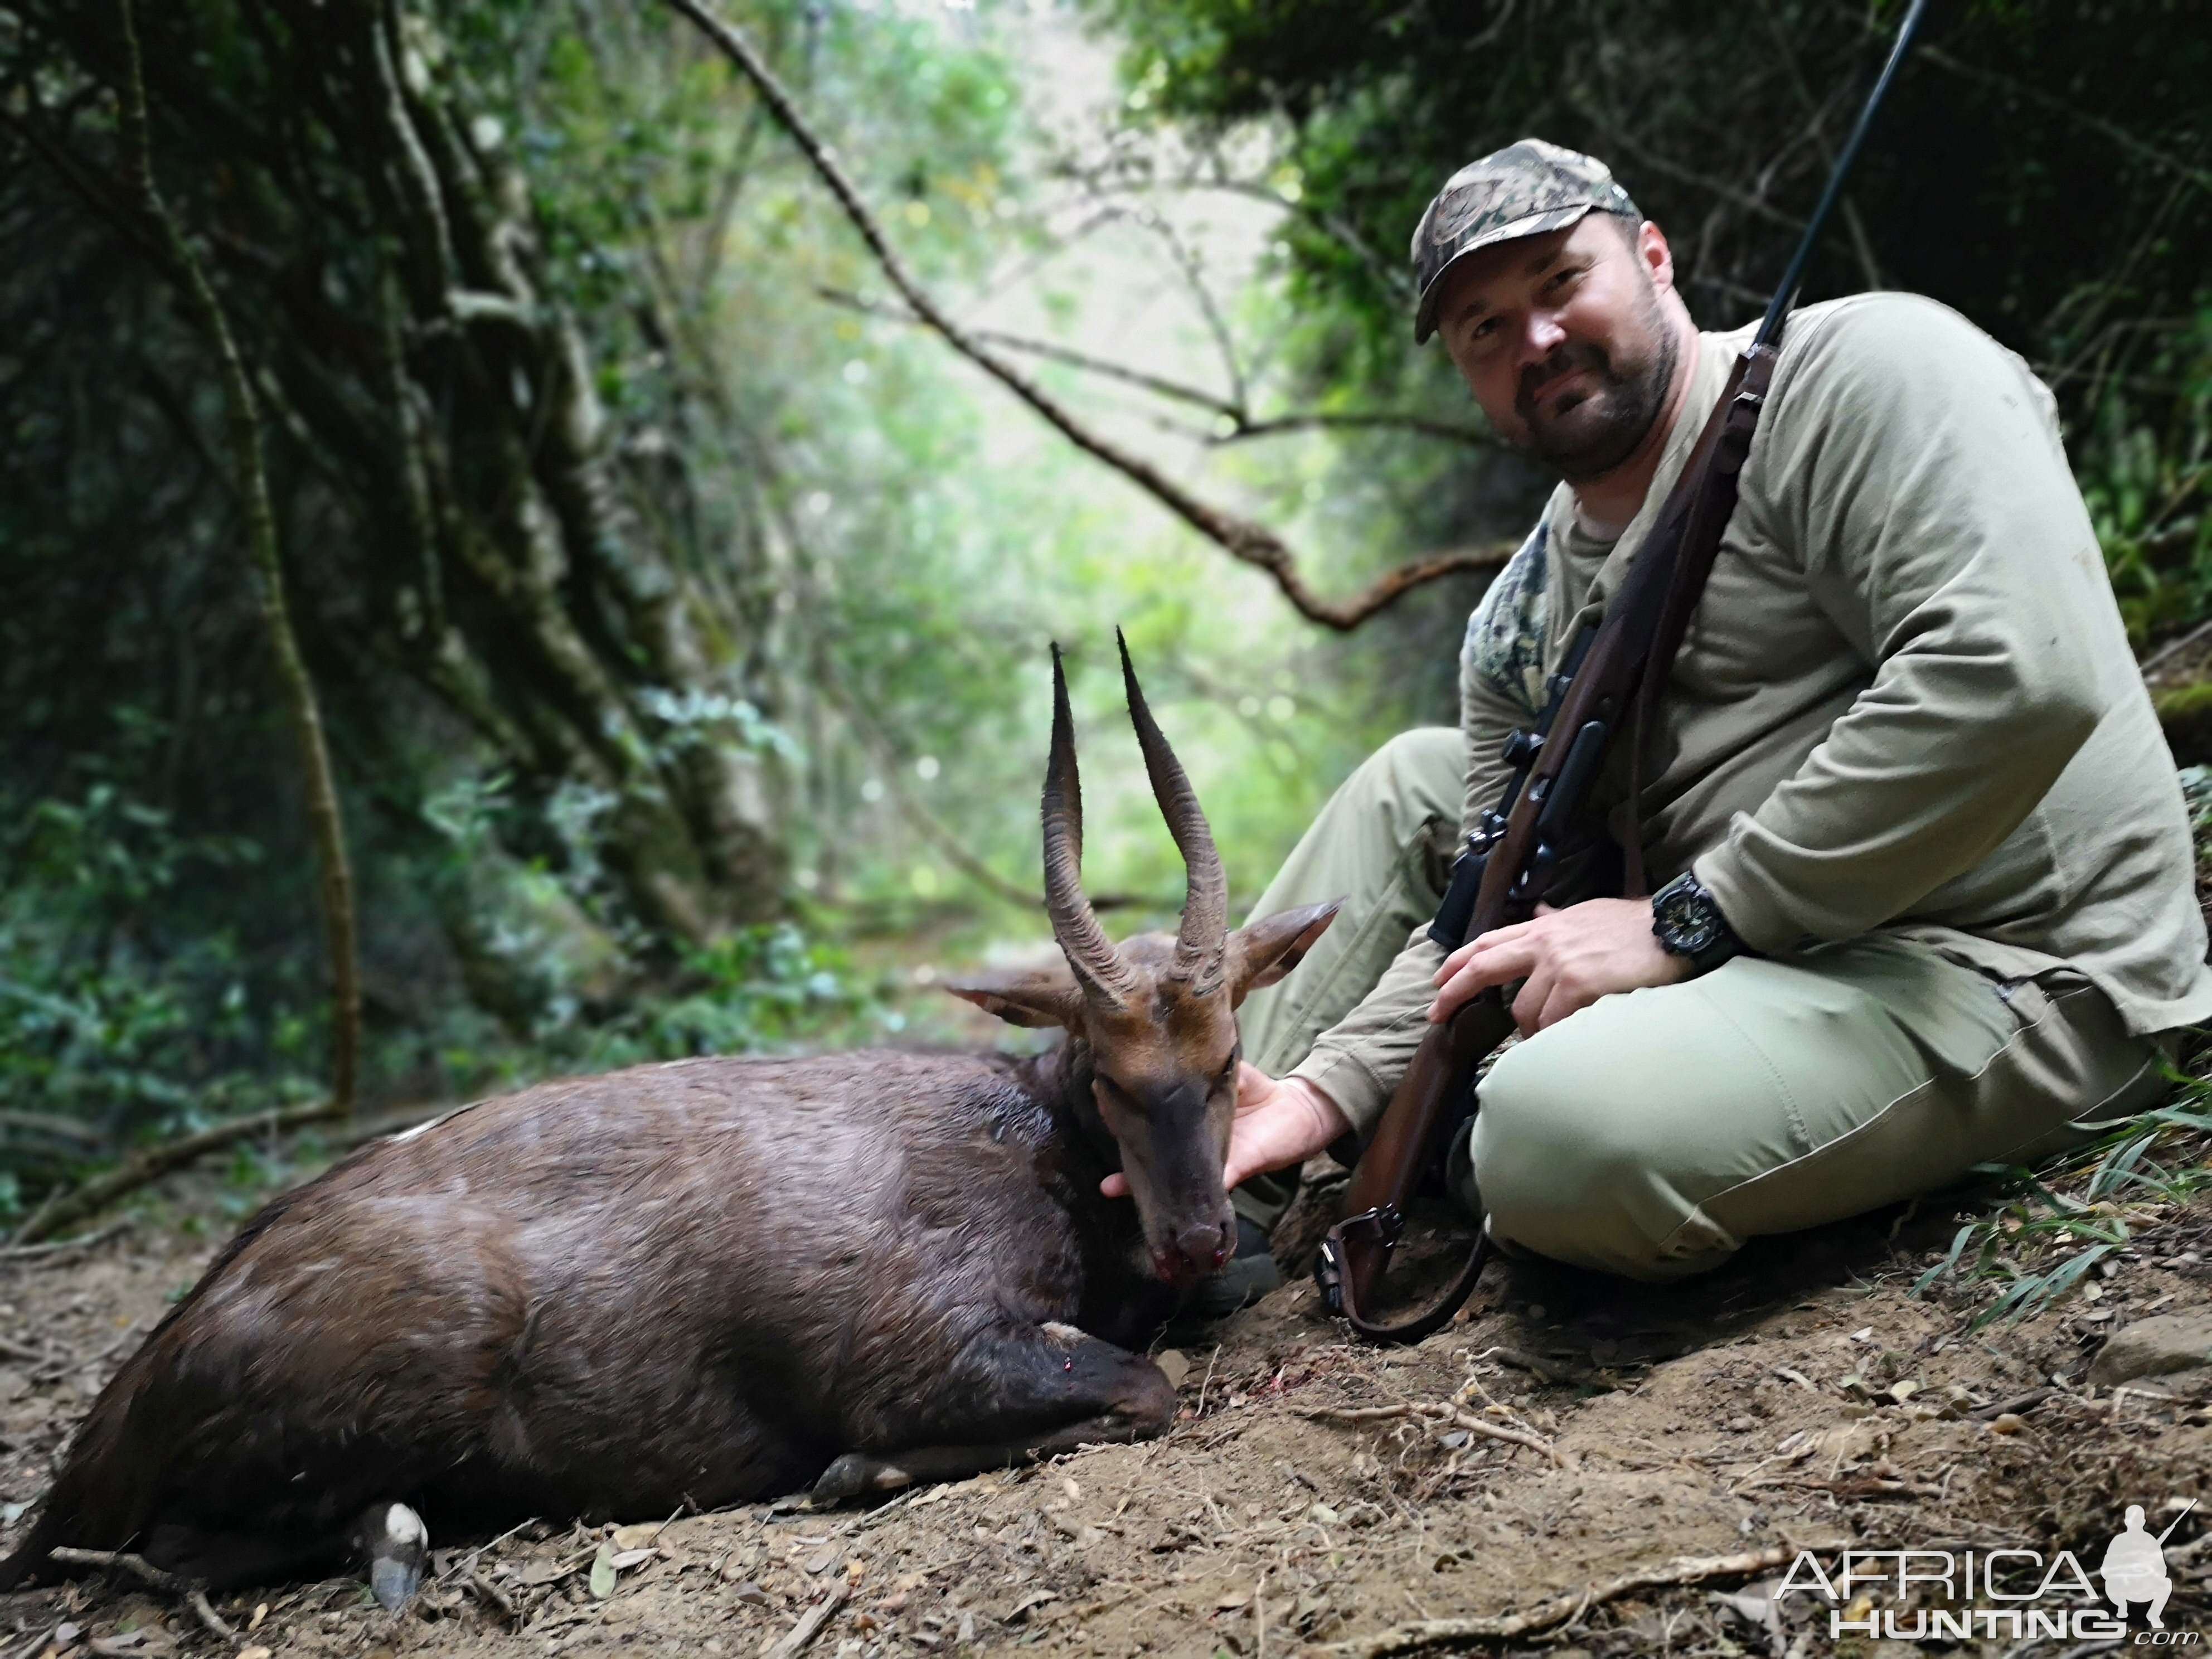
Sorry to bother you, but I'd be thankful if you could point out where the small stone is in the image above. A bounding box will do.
[2088,1312,2212,1388]
[1988,1413,2026,1434]
[1154,1350,1191,1389]
[805,1548,836,1574]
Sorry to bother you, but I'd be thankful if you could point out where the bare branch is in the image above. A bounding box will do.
[817,286,1500,452]
[1910,33,2212,198]
[1120,197,1250,409]
[817,285,1242,418]
[1326,1545,1795,1658]
[661,0,1493,630]
[0,1220,132,1262]
[1214,413,1498,449]
[48,1550,234,1640]
[10,1099,350,1244]
[108,0,363,1110]
[1752,0,1884,290]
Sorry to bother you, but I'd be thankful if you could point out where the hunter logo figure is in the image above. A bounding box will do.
[2102,1500,2195,1628]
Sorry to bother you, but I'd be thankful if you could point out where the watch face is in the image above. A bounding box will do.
[1656,886,1720,954]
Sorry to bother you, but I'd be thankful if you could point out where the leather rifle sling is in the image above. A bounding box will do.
[1620,341,1779,898]
[1320,340,1777,1344]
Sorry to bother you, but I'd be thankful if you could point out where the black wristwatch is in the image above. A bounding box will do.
[1650,872,1745,974]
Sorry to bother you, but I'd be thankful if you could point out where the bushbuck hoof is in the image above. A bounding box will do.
[352,1501,429,1611]
[811,1452,913,1505]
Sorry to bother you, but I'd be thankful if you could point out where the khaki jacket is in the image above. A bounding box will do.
[1297,293,2212,1134]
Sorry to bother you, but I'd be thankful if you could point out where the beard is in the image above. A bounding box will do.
[1509,283,1679,483]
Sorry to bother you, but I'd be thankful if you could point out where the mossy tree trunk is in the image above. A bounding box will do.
[6,0,786,992]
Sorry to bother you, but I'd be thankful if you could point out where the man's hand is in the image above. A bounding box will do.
[1101,1062,1347,1199]
[1431,897,1689,1033]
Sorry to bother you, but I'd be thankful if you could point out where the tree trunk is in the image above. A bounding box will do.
[8,0,788,981]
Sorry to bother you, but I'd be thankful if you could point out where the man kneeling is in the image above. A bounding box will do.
[1191,140,2211,1290]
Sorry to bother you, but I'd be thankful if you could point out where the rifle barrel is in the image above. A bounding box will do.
[1754,0,1931,349]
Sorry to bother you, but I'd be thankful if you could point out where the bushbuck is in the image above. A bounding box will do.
[0,640,1337,1609]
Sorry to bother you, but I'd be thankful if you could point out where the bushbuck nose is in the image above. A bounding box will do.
[1172,1216,1233,1278]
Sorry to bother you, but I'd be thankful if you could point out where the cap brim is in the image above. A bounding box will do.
[1413,203,1597,343]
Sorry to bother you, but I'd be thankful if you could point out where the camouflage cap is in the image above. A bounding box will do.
[1410,138,1639,343]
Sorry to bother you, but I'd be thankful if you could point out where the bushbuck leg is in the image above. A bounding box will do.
[137,1500,424,1604]
[811,1323,1174,1502]
[356,1502,430,1611]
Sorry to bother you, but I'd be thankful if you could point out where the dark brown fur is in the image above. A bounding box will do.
[0,1041,1186,1587]
[0,643,1338,1596]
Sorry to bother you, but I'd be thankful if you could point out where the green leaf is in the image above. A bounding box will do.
[1910,1222,1978,1299]
[589,1541,618,1600]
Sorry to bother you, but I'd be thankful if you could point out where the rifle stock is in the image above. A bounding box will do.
[1316,998,1515,1341]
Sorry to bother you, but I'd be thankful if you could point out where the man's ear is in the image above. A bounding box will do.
[942,963,1085,1030]
[1225,898,1344,1003]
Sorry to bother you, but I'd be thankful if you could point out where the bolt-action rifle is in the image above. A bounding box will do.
[1314,0,1929,1343]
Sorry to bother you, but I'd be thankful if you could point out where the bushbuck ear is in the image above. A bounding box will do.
[943,966,1086,1030]
[1226,898,1344,1001]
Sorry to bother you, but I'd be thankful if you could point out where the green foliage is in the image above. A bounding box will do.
[568,923,889,1071]
[1089,0,2212,643]
[2078,308,2212,645]
[1088,0,2212,364]
[0,778,314,1206]
[1909,1078,2212,1328]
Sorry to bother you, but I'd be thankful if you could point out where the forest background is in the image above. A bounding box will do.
[2,0,2209,1225]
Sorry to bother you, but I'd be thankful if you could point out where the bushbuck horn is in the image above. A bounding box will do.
[1116,629,1228,997]
[1043,644,1139,1006]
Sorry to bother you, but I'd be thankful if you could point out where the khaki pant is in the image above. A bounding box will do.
[1239,728,2169,1282]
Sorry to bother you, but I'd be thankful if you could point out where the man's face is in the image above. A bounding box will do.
[1432,215,1681,482]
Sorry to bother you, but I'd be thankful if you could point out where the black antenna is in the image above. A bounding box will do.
[1754,0,1930,349]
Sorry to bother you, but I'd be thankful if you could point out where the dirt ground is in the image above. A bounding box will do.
[1,1161,2206,1659]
